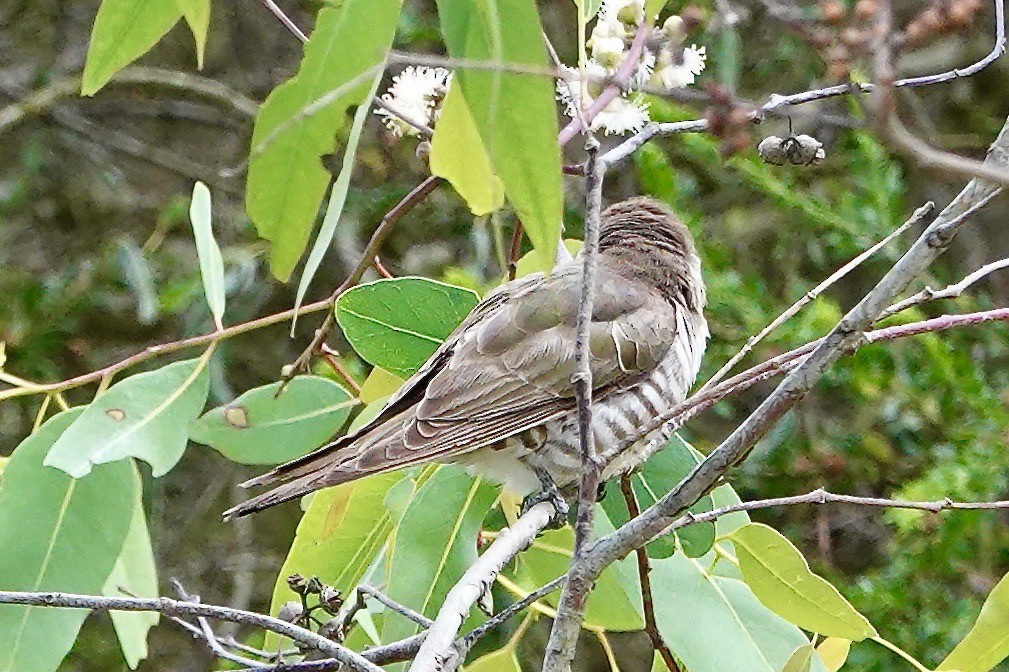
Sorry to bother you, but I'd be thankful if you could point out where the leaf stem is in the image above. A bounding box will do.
[870,636,932,672]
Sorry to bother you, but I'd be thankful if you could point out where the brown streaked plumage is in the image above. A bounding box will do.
[224,197,707,519]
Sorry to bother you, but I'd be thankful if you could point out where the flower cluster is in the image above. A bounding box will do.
[374,66,452,137]
[557,0,707,135]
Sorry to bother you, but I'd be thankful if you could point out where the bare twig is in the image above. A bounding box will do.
[662,488,1009,536]
[0,590,382,672]
[357,584,433,628]
[319,345,363,396]
[407,502,557,672]
[259,0,308,42]
[880,250,1009,319]
[620,477,680,672]
[699,206,924,392]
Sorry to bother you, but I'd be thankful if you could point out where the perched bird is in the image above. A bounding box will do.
[225,197,707,519]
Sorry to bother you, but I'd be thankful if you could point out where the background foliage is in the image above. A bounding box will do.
[1,0,1008,670]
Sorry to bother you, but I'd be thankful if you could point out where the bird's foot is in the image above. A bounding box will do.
[521,467,570,529]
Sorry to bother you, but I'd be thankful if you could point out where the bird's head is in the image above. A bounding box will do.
[597,197,706,312]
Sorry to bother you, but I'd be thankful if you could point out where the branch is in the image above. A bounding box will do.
[698,205,921,392]
[662,488,1009,536]
[879,252,1009,319]
[407,501,557,672]
[544,115,1009,661]
[0,590,383,672]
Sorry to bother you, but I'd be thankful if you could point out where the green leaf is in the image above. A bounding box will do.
[938,570,1009,672]
[782,645,816,672]
[511,514,644,631]
[81,0,184,96]
[293,69,385,326]
[436,0,563,268]
[0,408,137,672]
[651,552,826,672]
[45,356,212,478]
[514,239,581,278]
[466,646,523,672]
[189,182,227,329]
[601,434,715,558]
[175,0,211,68]
[246,1,402,281]
[116,239,159,326]
[359,367,405,404]
[381,467,497,644]
[645,0,669,20]
[336,278,479,378]
[265,472,404,648]
[191,376,356,464]
[103,467,158,670]
[430,83,505,216]
[816,638,850,672]
[575,0,605,21]
[729,523,876,641]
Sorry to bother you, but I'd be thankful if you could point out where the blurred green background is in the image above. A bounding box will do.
[1,0,1008,669]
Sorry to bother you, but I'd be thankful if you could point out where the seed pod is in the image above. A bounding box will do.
[287,574,309,596]
[319,586,344,615]
[305,577,324,595]
[278,601,305,623]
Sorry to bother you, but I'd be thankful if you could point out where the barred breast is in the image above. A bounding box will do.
[458,306,708,496]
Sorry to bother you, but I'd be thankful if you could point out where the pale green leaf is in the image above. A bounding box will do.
[359,367,405,404]
[651,552,826,672]
[382,467,497,644]
[81,0,183,95]
[103,466,158,670]
[430,83,505,216]
[348,396,392,433]
[602,433,714,558]
[729,523,876,641]
[575,0,605,21]
[45,356,211,477]
[436,0,563,268]
[246,1,402,281]
[514,239,581,278]
[336,277,479,378]
[938,570,1009,672]
[265,472,404,649]
[782,644,815,672]
[466,647,522,672]
[511,513,644,631]
[190,376,356,464]
[189,181,227,329]
[293,69,385,327]
[0,408,137,672]
[115,239,159,326]
[645,0,669,21]
[816,638,851,672]
[174,0,211,68]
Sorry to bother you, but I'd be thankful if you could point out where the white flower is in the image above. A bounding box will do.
[556,63,650,136]
[374,66,451,137]
[593,95,650,135]
[652,44,706,89]
[590,35,626,67]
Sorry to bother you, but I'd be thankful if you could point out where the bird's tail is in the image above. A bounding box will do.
[223,408,411,520]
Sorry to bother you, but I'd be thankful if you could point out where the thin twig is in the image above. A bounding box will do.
[620,477,680,672]
[319,345,363,396]
[0,590,382,672]
[879,250,1009,319]
[358,584,433,628]
[698,199,927,392]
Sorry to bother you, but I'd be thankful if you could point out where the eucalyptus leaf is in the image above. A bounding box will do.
[436,0,563,268]
[189,181,227,329]
[174,0,210,68]
[81,0,183,95]
[265,472,404,649]
[816,638,851,672]
[938,570,1009,672]
[336,277,479,378]
[115,239,159,326]
[781,644,816,672]
[729,523,876,641]
[650,552,826,672]
[359,367,405,404]
[191,376,356,465]
[0,408,136,672]
[45,356,212,477]
[466,646,522,672]
[514,240,582,278]
[103,466,158,670]
[382,467,496,644]
[430,83,505,216]
[246,1,402,281]
[292,69,385,328]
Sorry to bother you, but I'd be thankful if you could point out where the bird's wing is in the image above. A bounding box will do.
[226,263,680,518]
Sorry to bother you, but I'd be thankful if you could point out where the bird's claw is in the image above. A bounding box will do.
[522,468,570,529]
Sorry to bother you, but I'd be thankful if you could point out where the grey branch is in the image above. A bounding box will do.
[407,501,558,672]
[543,115,1009,672]
[879,249,1009,319]
[0,590,383,672]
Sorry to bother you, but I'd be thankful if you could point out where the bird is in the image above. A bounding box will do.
[225,197,708,519]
